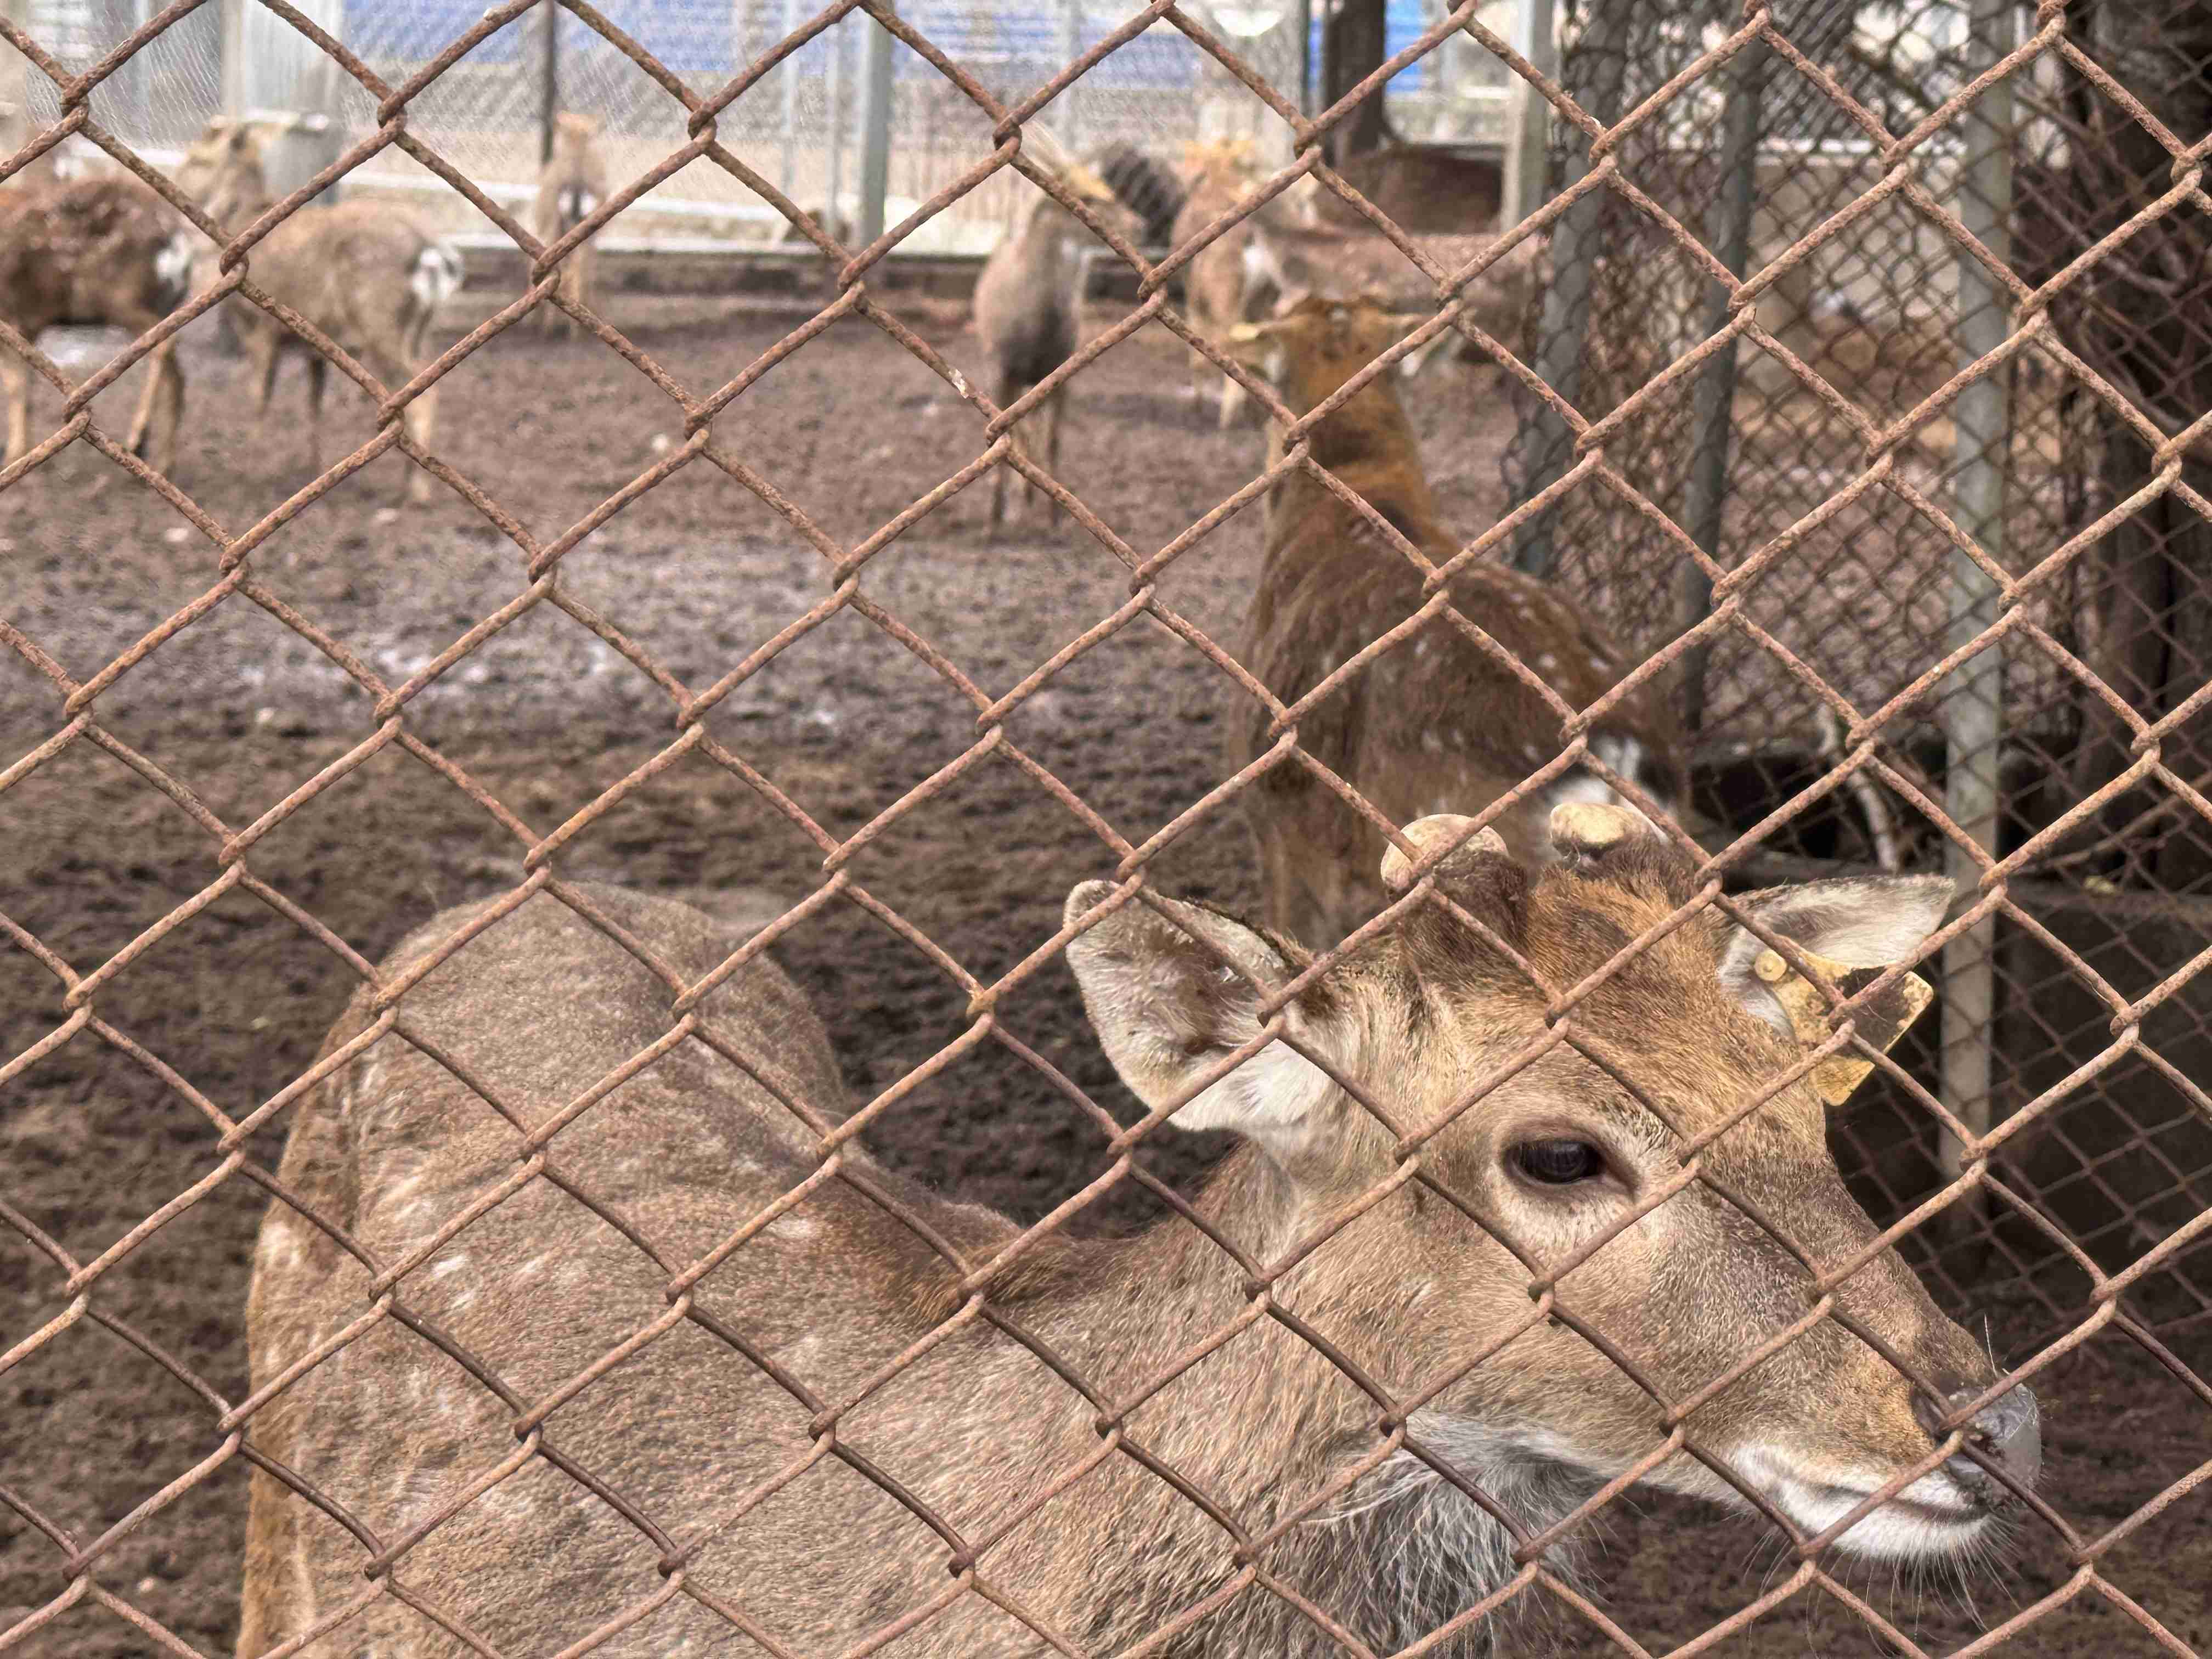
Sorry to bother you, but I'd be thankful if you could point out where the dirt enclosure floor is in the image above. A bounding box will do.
[2,292,2209,1658]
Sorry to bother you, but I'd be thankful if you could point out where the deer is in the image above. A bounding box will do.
[971,138,1136,537]
[1169,137,1317,427]
[234,808,2039,1657]
[0,174,193,476]
[1322,144,1505,235]
[168,117,464,505]
[1218,284,1686,949]
[530,111,611,336]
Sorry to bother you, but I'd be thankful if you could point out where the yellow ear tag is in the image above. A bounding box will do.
[1753,946,1934,1107]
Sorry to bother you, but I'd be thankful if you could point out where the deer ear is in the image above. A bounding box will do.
[1064,883,1348,1166]
[1717,875,1955,1036]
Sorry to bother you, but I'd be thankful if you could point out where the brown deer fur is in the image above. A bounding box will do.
[1323,144,1504,235]
[1225,294,1687,947]
[0,174,190,473]
[171,119,462,504]
[971,172,1130,535]
[530,112,610,336]
[1171,139,1291,427]
[235,820,2036,1657]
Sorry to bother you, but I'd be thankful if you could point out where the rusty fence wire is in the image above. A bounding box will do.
[1,0,2211,1655]
[1505,0,2212,1356]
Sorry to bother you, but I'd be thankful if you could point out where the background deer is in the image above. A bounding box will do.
[530,111,610,335]
[0,174,193,474]
[172,118,464,504]
[1220,287,1686,948]
[1169,138,1311,427]
[971,142,1135,536]
[236,810,2036,1657]
[1321,143,1504,234]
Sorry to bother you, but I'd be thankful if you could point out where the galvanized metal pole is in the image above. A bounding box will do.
[1058,0,1082,150]
[1940,0,2015,1254]
[539,0,560,164]
[1508,0,1629,577]
[826,20,847,233]
[1501,0,1554,228]
[219,0,249,115]
[780,0,800,196]
[1296,0,1312,115]
[856,4,895,246]
[1674,38,1769,735]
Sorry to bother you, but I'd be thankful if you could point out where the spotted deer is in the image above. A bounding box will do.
[236,809,2036,1657]
[971,140,1137,536]
[170,117,464,504]
[531,111,610,335]
[0,174,193,473]
[1220,289,1686,948]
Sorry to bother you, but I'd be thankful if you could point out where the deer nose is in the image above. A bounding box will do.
[1914,1383,2040,1500]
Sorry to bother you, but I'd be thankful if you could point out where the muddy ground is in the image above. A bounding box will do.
[2,295,2207,1657]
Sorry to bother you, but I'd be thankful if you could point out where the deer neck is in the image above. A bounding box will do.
[1005,1148,1586,1651]
[1265,381,1444,548]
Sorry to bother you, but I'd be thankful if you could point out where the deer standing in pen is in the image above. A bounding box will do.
[0,174,194,475]
[1219,265,1689,949]
[971,135,1136,537]
[235,808,2036,1657]
[165,117,463,505]
[531,111,610,336]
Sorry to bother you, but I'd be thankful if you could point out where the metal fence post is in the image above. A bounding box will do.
[1941,0,2016,1255]
[780,0,801,196]
[856,4,895,246]
[219,0,249,115]
[1508,0,1630,577]
[1059,0,1082,149]
[827,19,847,233]
[1501,0,1554,228]
[1674,38,1769,735]
[540,0,560,165]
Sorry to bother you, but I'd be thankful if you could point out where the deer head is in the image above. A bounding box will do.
[176,115,274,235]
[1065,804,2038,1561]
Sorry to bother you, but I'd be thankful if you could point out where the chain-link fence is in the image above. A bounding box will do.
[3,0,2212,1655]
[1502,0,2212,1366]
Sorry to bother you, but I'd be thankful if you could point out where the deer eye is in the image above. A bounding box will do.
[1511,1139,1606,1186]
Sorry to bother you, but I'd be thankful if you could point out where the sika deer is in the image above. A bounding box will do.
[0,175,193,473]
[172,118,464,504]
[1170,137,1313,427]
[236,814,2036,1657]
[1222,290,1685,948]
[972,152,1133,536]
[531,111,610,336]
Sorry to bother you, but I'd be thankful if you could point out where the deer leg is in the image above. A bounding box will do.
[303,354,326,476]
[1044,390,1064,528]
[402,378,438,505]
[989,445,1009,541]
[1218,375,1246,430]
[253,336,281,421]
[2,352,27,467]
[125,338,172,460]
[145,337,184,478]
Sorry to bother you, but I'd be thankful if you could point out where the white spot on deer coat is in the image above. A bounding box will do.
[766,1210,818,1242]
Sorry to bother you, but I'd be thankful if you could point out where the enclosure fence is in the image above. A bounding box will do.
[3,0,2211,1655]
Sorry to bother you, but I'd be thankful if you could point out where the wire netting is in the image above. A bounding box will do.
[2,0,2211,1654]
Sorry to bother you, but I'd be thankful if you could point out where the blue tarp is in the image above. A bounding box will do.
[348,0,1443,94]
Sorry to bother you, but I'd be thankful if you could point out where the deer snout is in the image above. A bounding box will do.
[1914,1381,2040,1500]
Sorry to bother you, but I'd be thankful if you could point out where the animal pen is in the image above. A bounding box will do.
[2,0,2212,1654]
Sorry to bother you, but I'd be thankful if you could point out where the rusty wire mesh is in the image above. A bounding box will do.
[2,0,2211,1654]
[1498,0,2212,1360]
